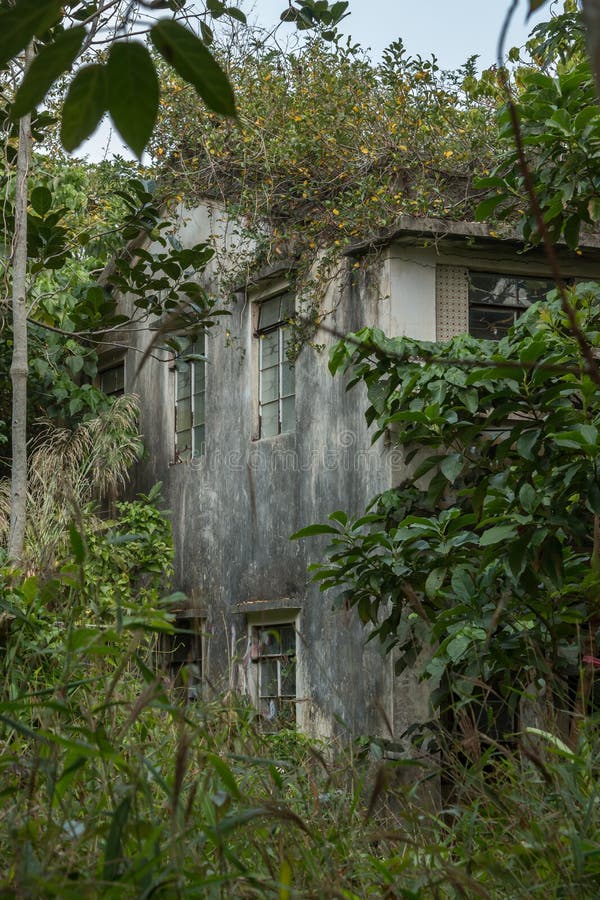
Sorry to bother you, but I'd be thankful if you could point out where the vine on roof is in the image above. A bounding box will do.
[146,27,540,346]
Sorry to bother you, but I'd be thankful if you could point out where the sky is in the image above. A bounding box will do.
[250,0,550,70]
[79,0,551,160]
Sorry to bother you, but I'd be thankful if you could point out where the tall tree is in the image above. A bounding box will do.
[7,43,32,561]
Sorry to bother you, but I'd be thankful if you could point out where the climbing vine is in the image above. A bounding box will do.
[148,33,504,342]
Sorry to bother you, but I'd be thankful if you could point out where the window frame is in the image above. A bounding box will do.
[174,334,207,462]
[247,614,299,728]
[255,291,295,439]
[159,610,205,702]
[98,358,125,398]
[467,270,556,341]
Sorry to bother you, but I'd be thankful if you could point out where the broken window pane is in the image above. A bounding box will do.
[254,622,297,728]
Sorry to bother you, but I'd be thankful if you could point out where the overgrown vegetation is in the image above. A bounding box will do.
[4,534,600,896]
[297,286,600,742]
[4,1,600,896]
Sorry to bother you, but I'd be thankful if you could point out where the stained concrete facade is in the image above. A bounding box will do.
[113,202,600,745]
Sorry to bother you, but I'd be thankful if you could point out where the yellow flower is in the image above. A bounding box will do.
[444,150,453,158]
[332,208,340,215]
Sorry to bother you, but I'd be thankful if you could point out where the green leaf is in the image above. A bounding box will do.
[225,6,246,23]
[563,213,581,250]
[587,480,600,516]
[151,19,235,117]
[480,525,517,546]
[539,535,563,588]
[589,197,600,224]
[60,64,108,152]
[0,0,61,70]
[440,453,463,483]
[425,567,446,598]
[107,41,159,158]
[205,752,241,799]
[474,194,505,221]
[103,795,132,882]
[518,483,538,514]
[516,430,538,461]
[507,534,530,579]
[290,523,339,539]
[200,21,213,44]
[11,25,86,119]
[30,186,52,216]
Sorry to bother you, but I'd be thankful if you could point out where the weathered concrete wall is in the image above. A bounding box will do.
[121,206,600,744]
[122,202,422,743]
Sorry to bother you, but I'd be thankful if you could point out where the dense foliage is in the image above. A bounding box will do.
[152,39,495,264]
[296,285,600,738]
[475,3,600,249]
[4,526,600,896]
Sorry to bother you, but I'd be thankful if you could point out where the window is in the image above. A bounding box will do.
[175,335,206,461]
[160,613,204,702]
[99,361,125,398]
[468,271,555,340]
[251,622,297,726]
[256,293,295,438]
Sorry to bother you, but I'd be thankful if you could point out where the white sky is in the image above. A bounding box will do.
[251,0,549,70]
[79,0,551,161]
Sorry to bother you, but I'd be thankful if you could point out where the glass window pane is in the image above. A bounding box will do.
[281,660,296,697]
[281,396,295,434]
[260,331,279,368]
[177,401,191,431]
[259,658,278,697]
[279,624,295,655]
[177,431,192,461]
[280,292,295,320]
[194,392,205,427]
[177,366,190,400]
[261,365,279,404]
[282,362,295,397]
[260,401,279,438]
[193,360,205,394]
[192,424,205,456]
[469,306,516,341]
[259,297,281,329]
[519,277,554,305]
[100,363,124,397]
[469,272,519,307]
[190,335,205,358]
[260,626,283,655]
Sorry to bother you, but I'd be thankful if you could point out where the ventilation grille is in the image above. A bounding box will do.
[436,265,469,340]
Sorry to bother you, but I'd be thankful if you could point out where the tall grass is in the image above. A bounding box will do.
[2,507,600,896]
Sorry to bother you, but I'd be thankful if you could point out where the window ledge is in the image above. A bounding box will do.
[235,598,301,615]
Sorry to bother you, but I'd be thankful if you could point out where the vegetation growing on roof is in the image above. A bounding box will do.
[151,37,498,266]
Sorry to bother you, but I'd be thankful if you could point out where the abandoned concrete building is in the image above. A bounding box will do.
[105,203,600,745]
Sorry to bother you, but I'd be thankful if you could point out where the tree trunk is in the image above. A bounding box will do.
[7,46,33,565]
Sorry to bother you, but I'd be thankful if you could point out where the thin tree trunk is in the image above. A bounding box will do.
[8,45,33,564]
